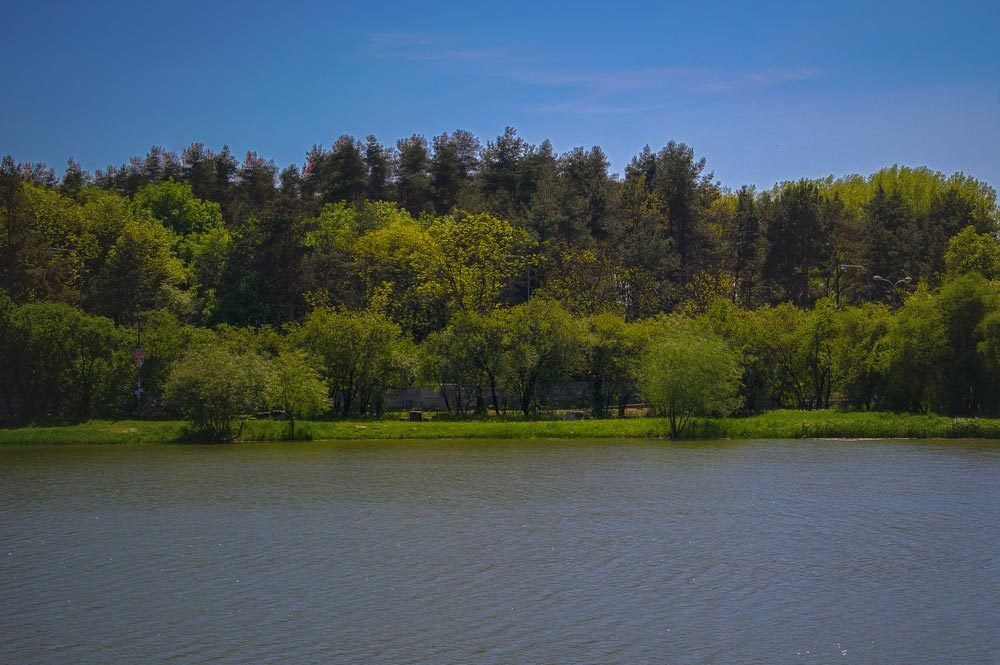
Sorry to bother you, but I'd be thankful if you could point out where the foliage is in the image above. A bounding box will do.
[829,303,891,409]
[639,319,742,438]
[419,311,506,415]
[422,212,533,314]
[580,313,648,417]
[288,307,415,417]
[2,133,1000,424]
[133,179,223,236]
[498,299,582,416]
[0,299,130,421]
[163,342,271,441]
[265,349,330,439]
[944,226,1000,280]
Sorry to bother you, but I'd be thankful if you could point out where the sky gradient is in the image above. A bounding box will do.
[2,0,998,190]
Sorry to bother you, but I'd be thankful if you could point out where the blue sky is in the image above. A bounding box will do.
[2,0,998,190]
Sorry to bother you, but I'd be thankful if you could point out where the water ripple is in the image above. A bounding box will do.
[1,439,998,663]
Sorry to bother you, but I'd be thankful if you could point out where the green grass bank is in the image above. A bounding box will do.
[2,410,1000,446]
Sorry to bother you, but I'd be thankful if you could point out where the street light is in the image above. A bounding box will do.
[872,275,912,307]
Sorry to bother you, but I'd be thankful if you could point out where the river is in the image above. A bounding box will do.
[1,439,998,663]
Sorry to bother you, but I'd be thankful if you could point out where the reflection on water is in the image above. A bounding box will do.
[1,439,998,663]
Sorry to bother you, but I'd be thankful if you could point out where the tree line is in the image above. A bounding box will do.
[1,129,998,436]
[2,249,999,437]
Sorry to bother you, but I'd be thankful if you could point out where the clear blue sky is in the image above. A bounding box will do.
[2,0,998,190]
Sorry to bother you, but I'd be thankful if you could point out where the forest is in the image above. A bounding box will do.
[2,128,999,437]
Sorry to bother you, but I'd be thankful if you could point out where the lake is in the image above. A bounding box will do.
[1,439,998,664]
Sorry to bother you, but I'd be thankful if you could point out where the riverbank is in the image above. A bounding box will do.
[2,410,1000,445]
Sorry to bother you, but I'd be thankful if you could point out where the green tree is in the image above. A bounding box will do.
[558,146,611,242]
[863,185,915,291]
[164,342,271,441]
[535,244,621,316]
[396,135,433,215]
[606,176,677,318]
[978,309,1000,412]
[479,127,531,221]
[288,307,415,417]
[876,285,948,412]
[134,309,213,408]
[352,214,446,338]
[423,213,533,314]
[430,130,480,213]
[639,319,741,439]
[325,136,368,204]
[829,303,891,409]
[420,311,501,415]
[581,313,647,417]
[133,180,223,236]
[944,226,1000,280]
[626,141,719,284]
[726,186,762,306]
[934,274,998,414]
[705,301,827,411]
[92,214,186,323]
[499,299,582,416]
[762,180,832,305]
[363,136,394,201]
[1,300,128,420]
[0,180,87,305]
[266,349,330,439]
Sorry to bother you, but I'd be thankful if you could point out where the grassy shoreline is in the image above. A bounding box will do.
[2,410,1000,446]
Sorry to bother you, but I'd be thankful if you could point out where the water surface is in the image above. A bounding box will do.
[1,439,998,663]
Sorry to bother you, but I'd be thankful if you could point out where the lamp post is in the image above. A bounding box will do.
[872,275,912,308]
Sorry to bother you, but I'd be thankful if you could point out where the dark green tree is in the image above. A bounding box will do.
[364,135,394,201]
[430,130,480,213]
[395,135,433,216]
[762,180,831,306]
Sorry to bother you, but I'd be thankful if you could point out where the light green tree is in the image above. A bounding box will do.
[639,320,741,439]
[874,285,947,413]
[353,215,445,337]
[0,181,87,305]
[133,180,223,236]
[420,311,507,415]
[423,212,533,314]
[944,226,1000,280]
[265,349,330,439]
[979,309,1000,413]
[164,343,271,441]
[0,298,129,421]
[829,303,891,409]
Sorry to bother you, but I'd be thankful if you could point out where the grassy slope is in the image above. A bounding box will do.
[2,410,1000,445]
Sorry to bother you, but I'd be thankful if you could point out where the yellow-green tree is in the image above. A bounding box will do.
[423,213,533,314]
[639,319,741,439]
[266,349,330,439]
